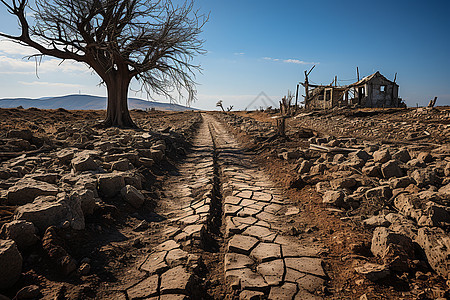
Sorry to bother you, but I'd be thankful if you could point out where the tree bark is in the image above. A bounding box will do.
[102,72,137,128]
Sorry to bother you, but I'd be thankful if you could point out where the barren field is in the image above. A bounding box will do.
[0,106,449,300]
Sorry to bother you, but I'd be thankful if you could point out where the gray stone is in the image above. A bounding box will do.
[97,173,125,197]
[322,190,345,207]
[355,263,390,281]
[381,160,403,179]
[127,274,159,299]
[121,185,145,208]
[0,239,22,289]
[7,179,58,205]
[417,227,450,279]
[0,220,38,249]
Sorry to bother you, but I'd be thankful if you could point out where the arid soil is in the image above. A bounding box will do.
[0,106,449,300]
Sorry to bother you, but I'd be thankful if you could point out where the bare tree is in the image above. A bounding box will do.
[0,0,207,127]
[216,99,224,111]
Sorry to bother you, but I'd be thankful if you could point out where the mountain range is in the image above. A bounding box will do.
[0,94,197,111]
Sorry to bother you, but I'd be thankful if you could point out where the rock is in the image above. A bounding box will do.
[7,178,58,205]
[111,159,132,171]
[362,164,382,178]
[70,189,96,215]
[352,150,371,162]
[0,239,22,289]
[330,178,357,190]
[371,227,413,259]
[0,220,38,249]
[78,263,91,276]
[322,190,345,207]
[438,183,450,197]
[160,266,193,294]
[7,129,33,140]
[15,285,40,299]
[310,163,327,176]
[121,185,145,208]
[373,149,391,164]
[139,158,154,168]
[392,149,411,163]
[15,194,85,231]
[150,149,164,161]
[298,160,312,174]
[365,186,392,202]
[56,148,76,164]
[393,193,420,221]
[362,215,391,228]
[315,181,331,194]
[228,234,259,255]
[418,201,450,227]
[389,176,414,189]
[417,227,450,279]
[381,160,403,179]
[444,162,450,177]
[239,290,264,300]
[71,153,98,172]
[127,274,158,299]
[355,263,390,281]
[97,173,125,198]
[417,152,433,163]
[41,227,77,275]
[411,168,438,188]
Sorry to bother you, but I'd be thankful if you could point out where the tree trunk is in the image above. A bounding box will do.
[103,73,137,128]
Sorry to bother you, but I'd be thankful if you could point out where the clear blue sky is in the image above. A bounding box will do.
[0,0,449,110]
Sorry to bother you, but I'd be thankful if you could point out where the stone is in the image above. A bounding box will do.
[7,178,58,205]
[439,183,450,196]
[160,266,193,294]
[355,263,390,281]
[389,176,414,189]
[330,178,357,190]
[257,259,285,286]
[7,129,33,140]
[284,257,326,278]
[121,185,145,208]
[228,235,259,255]
[224,253,254,271]
[373,149,391,164]
[250,242,281,263]
[394,193,420,221]
[127,274,159,299]
[419,202,450,227]
[0,220,38,249]
[417,227,450,279]
[0,239,22,289]
[362,215,391,229]
[353,150,371,162]
[150,149,165,161]
[243,226,275,241]
[371,227,413,258]
[71,153,98,172]
[70,189,96,215]
[411,168,437,188]
[322,190,345,207]
[166,248,189,267]
[381,160,403,179]
[392,149,411,163]
[139,158,154,168]
[15,194,85,231]
[365,186,392,202]
[315,181,331,194]
[298,160,312,174]
[362,164,382,178]
[111,159,132,171]
[56,148,76,164]
[417,152,433,163]
[97,173,125,197]
[269,282,298,299]
[155,240,180,252]
[444,162,450,177]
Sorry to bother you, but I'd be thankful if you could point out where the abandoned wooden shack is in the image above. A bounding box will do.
[302,71,404,109]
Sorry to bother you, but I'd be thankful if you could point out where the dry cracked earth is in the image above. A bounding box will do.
[0,106,449,300]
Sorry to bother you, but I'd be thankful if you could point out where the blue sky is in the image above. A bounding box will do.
[0,0,449,110]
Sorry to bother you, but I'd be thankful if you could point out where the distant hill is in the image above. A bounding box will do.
[0,94,197,111]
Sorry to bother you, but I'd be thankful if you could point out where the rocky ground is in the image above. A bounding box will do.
[0,106,449,299]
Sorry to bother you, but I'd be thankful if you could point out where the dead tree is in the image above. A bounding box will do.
[216,100,225,111]
[427,97,438,108]
[0,0,207,128]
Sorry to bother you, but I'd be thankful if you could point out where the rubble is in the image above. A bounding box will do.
[0,239,22,289]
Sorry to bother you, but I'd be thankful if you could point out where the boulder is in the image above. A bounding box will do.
[411,168,438,188]
[373,149,391,164]
[41,227,77,275]
[298,160,312,174]
[362,164,382,178]
[354,263,390,281]
[7,178,58,205]
[111,159,132,171]
[97,173,125,197]
[7,129,33,140]
[417,201,450,228]
[71,153,98,172]
[0,220,38,249]
[381,160,403,179]
[362,215,391,229]
[121,185,145,208]
[330,178,357,190]
[389,176,414,189]
[0,239,22,289]
[393,193,421,221]
[56,148,76,164]
[417,152,433,163]
[15,194,85,231]
[371,227,414,258]
[70,189,96,215]
[438,183,450,197]
[352,150,371,162]
[417,227,450,279]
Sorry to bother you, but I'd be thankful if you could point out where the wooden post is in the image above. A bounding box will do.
[295,83,299,114]
[304,70,309,109]
[357,67,360,81]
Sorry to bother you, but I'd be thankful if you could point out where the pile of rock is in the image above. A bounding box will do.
[0,115,201,290]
